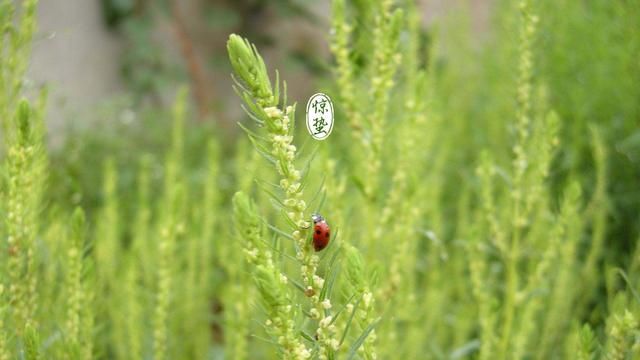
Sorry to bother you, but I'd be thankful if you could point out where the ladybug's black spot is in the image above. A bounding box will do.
[326,233,330,238]
[316,230,321,235]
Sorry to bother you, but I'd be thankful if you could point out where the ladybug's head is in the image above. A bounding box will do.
[311,213,325,224]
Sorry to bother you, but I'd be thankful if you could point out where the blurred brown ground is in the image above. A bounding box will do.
[28,0,491,144]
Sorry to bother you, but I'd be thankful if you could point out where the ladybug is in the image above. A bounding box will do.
[311,213,330,251]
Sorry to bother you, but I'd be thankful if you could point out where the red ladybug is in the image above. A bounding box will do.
[311,213,330,251]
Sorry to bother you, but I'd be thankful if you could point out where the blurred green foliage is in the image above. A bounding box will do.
[1,0,639,359]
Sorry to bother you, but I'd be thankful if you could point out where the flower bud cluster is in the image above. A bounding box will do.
[233,193,310,359]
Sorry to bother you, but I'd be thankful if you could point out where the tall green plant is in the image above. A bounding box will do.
[228,34,380,359]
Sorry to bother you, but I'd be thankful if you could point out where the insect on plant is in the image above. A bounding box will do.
[311,213,331,251]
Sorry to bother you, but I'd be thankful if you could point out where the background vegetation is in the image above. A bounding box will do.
[1,0,639,358]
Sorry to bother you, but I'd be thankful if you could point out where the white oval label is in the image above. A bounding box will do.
[306,93,334,140]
